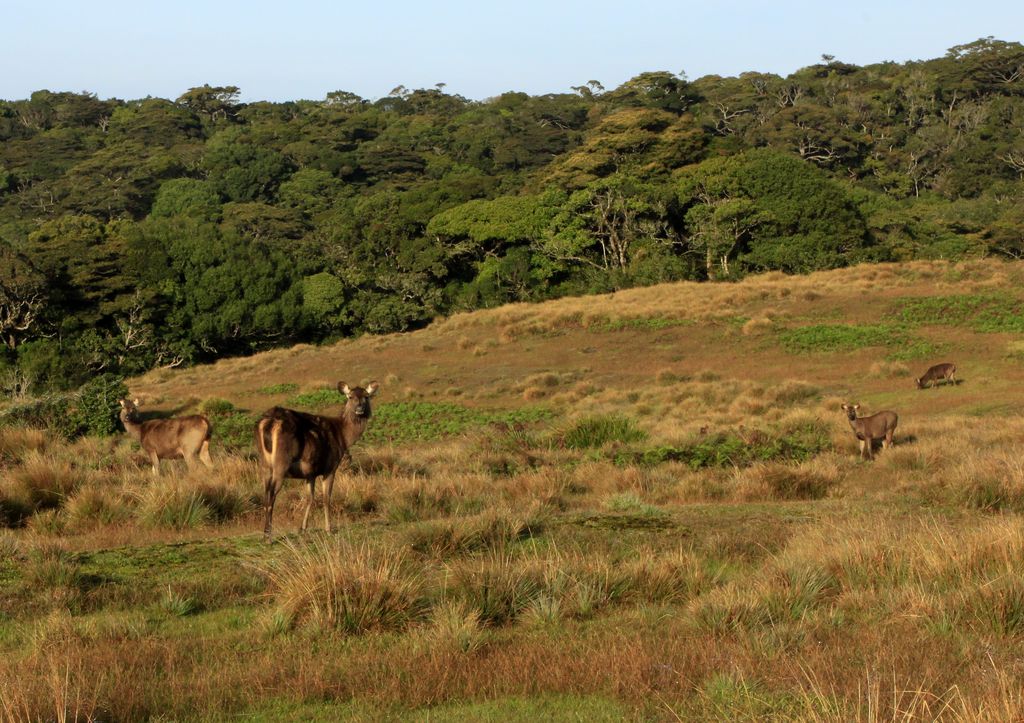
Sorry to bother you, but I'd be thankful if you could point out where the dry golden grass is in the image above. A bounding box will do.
[6,259,1024,719]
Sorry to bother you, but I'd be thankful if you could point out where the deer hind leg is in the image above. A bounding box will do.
[149,450,161,475]
[263,471,282,542]
[301,477,316,532]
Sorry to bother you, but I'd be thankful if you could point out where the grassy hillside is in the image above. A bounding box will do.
[4,259,1024,720]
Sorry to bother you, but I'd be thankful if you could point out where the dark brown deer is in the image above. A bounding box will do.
[255,381,378,541]
[841,403,898,460]
[916,362,956,389]
[118,398,213,474]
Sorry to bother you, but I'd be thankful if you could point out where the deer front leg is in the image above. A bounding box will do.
[323,468,339,534]
[301,477,316,532]
[199,440,213,468]
[149,451,161,475]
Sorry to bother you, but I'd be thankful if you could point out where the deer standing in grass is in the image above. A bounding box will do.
[841,403,898,460]
[916,362,957,389]
[255,381,378,541]
[118,398,213,474]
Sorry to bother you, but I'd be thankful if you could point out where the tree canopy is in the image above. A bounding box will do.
[1,39,1023,389]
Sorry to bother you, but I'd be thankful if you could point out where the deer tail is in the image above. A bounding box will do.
[256,418,273,467]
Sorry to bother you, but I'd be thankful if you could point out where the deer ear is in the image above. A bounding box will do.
[133,398,141,406]
[119,399,126,408]
[853,404,860,410]
[366,381,379,396]
[841,404,848,411]
[338,382,352,397]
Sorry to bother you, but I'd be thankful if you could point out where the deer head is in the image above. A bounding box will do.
[338,381,379,418]
[841,403,861,421]
[119,397,142,423]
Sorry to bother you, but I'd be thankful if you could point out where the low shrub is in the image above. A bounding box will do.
[199,398,236,415]
[70,375,129,437]
[1,375,127,440]
[0,396,78,440]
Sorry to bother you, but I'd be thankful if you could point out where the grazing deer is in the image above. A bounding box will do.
[118,398,213,474]
[841,403,898,460]
[255,381,378,541]
[916,362,956,389]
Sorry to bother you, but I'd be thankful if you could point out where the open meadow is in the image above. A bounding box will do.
[4,259,1024,721]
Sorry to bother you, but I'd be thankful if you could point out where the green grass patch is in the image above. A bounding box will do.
[614,420,831,470]
[195,397,259,450]
[201,407,256,450]
[891,294,1024,333]
[590,316,694,332]
[883,338,944,361]
[257,382,299,395]
[366,403,553,444]
[778,323,939,360]
[239,694,632,722]
[286,388,347,409]
[777,324,909,353]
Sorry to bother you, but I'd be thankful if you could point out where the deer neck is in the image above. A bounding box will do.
[339,408,370,448]
[122,416,144,441]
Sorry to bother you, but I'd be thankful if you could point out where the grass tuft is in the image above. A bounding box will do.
[261,537,425,634]
[559,415,647,450]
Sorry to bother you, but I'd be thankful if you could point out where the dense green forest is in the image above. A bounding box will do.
[1,38,1023,391]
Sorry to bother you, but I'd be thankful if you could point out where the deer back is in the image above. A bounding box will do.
[138,415,211,457]
[921,363,955,381]
[854,410,898,438]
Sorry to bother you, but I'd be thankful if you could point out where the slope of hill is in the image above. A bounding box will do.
[137,258,1024,422]
[3,259,1024,720]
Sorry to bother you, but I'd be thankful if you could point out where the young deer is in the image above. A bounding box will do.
[118,398,213,474]
[841,403,898,460]
[255,381,378,541]
[916,362,956,389]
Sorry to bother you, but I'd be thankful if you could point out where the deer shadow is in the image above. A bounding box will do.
[889,432,917,448]
[859,433,917,456]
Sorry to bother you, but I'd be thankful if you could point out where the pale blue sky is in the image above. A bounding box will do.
[3,0,1021,102]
